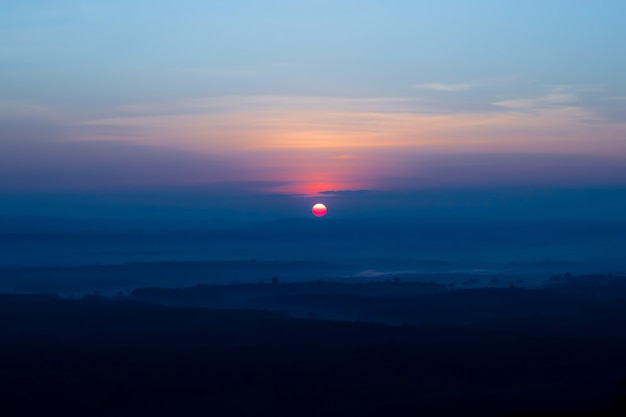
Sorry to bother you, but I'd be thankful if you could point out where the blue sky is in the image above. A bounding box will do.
[1,0,626,200]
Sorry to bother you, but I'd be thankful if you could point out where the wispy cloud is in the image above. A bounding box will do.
[67,92,623,156]
[0,100,69,121]
[493,93,578,110]
[411,83,471,92]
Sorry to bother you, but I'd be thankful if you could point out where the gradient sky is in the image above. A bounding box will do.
[2,0,626,198]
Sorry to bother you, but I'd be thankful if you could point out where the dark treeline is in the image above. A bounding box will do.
[130,274,626,326]
[0,260,353,294]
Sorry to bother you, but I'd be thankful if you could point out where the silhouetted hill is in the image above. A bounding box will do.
[1,294,625,416]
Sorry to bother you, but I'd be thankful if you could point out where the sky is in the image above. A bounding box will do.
[2,0,626,216]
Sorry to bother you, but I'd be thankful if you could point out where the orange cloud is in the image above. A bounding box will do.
[57,94,626,193]
[71,94,626,157]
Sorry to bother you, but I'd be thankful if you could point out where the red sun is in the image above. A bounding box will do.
[312,203,327,217]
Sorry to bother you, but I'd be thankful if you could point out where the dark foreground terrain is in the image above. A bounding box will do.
[1,281,626,416]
